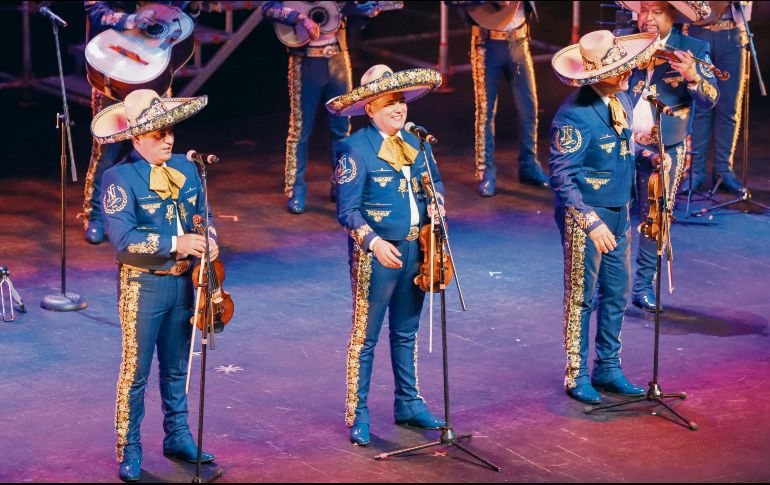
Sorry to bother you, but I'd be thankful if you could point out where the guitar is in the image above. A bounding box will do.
[85,3,195,100]
[467,1,523,31]
[275,1,404,48]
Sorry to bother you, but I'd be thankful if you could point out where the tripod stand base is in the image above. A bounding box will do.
[192,467,224,483]
[373,427,501,472]
[40,292,87,312]
[584,382,697,431]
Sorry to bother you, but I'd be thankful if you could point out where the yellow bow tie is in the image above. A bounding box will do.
[149,165,187,200]
[608,95,629,135]
[378,136,418,172]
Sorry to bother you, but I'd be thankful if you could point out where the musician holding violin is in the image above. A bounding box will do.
[261,1,392,214]
[326,65,446,447]
[617,1,718,312]
[82,1,201,244]
[92,89,216,482]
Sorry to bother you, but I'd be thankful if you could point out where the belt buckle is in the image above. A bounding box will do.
[322,45,335,58]
[406,226,420,241]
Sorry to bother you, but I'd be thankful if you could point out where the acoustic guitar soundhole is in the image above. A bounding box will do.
[307,7,329,28]
[144,22,168,38]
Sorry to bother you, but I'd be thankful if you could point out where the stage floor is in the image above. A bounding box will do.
[2,18,770,480]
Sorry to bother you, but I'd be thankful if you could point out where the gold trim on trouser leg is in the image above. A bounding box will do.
[83,88,105,228]
[726,48,748,171]
[285,54,303,198]
[413,334,420,393]
[522,38,538,159]
[345,246,372,427]
[470,30,488,181]
[115,265,141,462]
[563,214,586,390]
[669,145,687,208]
[341,50,353,138]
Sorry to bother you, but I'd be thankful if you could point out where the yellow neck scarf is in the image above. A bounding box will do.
[608,95,629,135]
[149,164,186,200]
[378,136,418,172]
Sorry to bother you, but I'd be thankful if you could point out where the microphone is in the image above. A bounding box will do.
[405,122,438,145]
[186,150,220,164]
[38,6,68,27]
[645,95,673,116]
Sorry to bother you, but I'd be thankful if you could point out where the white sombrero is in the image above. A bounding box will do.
[91,89,207,144]
[325,64,442,117]
[615,1,711,23]
[552,30,659,87]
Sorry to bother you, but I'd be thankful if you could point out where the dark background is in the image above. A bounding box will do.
[1,1,770,181]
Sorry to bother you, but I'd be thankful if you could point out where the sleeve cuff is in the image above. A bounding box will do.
[368,236,381,252]
[171,235,177,254]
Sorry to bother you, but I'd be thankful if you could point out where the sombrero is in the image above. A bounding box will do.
[552,30,659,87]
[325,64,442,117]
[91,89,207,144]
[615,1,711,23]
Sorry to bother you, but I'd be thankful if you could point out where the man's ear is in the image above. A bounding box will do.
[365,103,373,117]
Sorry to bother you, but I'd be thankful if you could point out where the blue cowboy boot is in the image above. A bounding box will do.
[395,410,446,430]
[519,160,550,189]
[478,178,496,197]
[592,373,646,396]
[349,422,371,446]
[118,457,141,482]
[566,381,602,404]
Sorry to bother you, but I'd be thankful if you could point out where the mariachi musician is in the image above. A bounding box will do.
[549,30,660,404]
[617,0,718,312]
[326,65,447,446]
[261,1,385,214]
[447,1,550,196]
[92,88,216,482]
[82,1,201,244]
[687,1,753,194]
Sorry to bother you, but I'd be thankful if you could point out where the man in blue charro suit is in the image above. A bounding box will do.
[618,1,718,312]
[447,1,551,196]
[81,1,201,244]
[261,1,383,214]
[92,89,216,482]
[549,30,661,404]
[687,1,753,194]
[326,65,447,446]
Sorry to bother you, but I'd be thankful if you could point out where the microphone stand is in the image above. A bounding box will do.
[40,11,87,313]
[586,103,696,430]
[693,2,769,217]
[374,138,500,472]
[189,160,223,483]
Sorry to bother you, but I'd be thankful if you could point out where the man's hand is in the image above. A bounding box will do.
[373,239,403,269]
[651,152,672,172]
[207,238,219,261]
[176,234,206,258]
[131,9,156,28]
[298,14,321,41]
[356,1,382,18]
[588,223,617,254]
[669,49,698,83]
[427,203,446,224]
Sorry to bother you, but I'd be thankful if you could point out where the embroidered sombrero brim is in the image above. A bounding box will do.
[325,69,442,117]
[552,32,659,87]
[615,1,711,23]
[91,95,208,144]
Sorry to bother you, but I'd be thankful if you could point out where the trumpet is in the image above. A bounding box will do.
[653,45,730,81]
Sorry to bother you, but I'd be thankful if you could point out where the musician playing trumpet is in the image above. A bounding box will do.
[617,1,718,312]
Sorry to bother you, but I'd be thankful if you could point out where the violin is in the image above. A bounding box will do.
[652,46,730,81]
[413,173,454,293]
[190,214,234,333]
[637,144,675,293]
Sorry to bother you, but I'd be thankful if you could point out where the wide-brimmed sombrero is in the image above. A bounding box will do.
[552,30,659,87]
[325,64,442,117]
[615,1,711,23]
[91,89,207,144]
